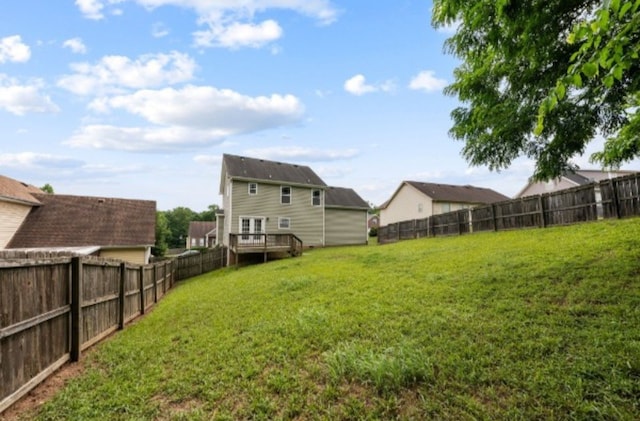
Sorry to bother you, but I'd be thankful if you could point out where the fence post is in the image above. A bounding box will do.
[491,204,498,231]
[139,266,145,315]
[118,262,126,330]
[70,257,83,362]
[164,261,168,293]
[538,195,547,228]
[611,178,621,219]
[153,264,158,303]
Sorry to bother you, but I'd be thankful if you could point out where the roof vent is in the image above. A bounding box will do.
[98,198,105,203]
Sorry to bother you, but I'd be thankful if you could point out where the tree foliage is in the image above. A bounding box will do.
[432,0,640,181]
[152,211,170,257]
[160,205,219,250]
[40,183,54,193]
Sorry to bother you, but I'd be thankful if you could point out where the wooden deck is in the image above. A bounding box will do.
[228,233,303,264]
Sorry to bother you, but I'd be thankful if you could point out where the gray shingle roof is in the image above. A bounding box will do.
[222,154,327,187]
[405,181,509,204]
[7,193,156,248]
[325,186,369,209]
[188,221,216,238]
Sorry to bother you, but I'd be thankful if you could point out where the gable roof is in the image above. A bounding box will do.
[7,193,156,249]
[325,186,369,209]
[406,181,509,203]
[188,221,216,239]
[221,154,327,191]
[0,175,43,206]
[382,181,509,208]
[515,169,638,197]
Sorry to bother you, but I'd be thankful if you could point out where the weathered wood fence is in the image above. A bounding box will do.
[0,247,226,414]
[379,172,640,244]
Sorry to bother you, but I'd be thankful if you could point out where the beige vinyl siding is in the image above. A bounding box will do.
[99,247,148,264]
[230,180,324,247]
[325,208,367,246]
[380,184,434,226]
[0,201,32,249]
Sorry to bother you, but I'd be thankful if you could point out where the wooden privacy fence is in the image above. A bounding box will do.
[378,172,640,244]
[0,247,227,414]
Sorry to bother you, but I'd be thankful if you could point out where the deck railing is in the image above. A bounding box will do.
[229,233,303,257]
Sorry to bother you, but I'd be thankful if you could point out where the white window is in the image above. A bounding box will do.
[281,186,291,204]
[278,217,291,229]
[312,189,321,206]
[441,203,451,213]
[418,203,423,213]
[248,183,258,195]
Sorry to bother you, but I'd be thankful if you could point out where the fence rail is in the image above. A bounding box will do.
[378,173,640,244]
[0,247,227,414]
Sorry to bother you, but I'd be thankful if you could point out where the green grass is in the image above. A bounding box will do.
[31,219,640,420]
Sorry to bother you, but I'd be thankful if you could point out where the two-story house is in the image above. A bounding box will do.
[218,154,368,264]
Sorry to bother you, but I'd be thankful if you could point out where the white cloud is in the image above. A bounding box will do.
[243,146,358,162]
[57,51,196,95]
[194,19,282,49]
[64,125,230,151]
[409,70,447,93]
[63,37,88,54]
[68,85,305,151]
[91,85,304,131]
[194,154,222,166]
[75,0,338,48]
[0,35,31,63]
[0,75,60,116]
[152,22,170,37]
[75,0,106,19]
[344,74,394,96]
[0,152,83,169]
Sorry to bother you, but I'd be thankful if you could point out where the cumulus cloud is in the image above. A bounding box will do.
[57,51,196,95]
[194,19,282,49]
[0,35,31,63]
[0,152,84,169]
[67,85,305,151]
[63,37,88,54]
[75,0,338,48]
[64,125,231,151]
[0,75,60,116]
[244,146,358,162]
[409,70,447,93]
[344,74,395,96]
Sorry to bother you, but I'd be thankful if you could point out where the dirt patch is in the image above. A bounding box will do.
[0,358,88,421]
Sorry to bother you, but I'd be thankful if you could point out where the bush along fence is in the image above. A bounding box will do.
[378,172,640,244]
[0,247,226,415]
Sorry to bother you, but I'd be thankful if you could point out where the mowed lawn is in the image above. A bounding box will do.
[30,219,640,420]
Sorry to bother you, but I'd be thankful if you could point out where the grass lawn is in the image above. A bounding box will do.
[29,219,640,420]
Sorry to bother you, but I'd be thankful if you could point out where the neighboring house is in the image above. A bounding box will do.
[324,186,369,246]
[516,169,637,198]
[186,221,216,249]
[379,180,510,226]
[0,175,43,249]
[218,154,368,261]
[0,178,156,264]
[368,214,379,232]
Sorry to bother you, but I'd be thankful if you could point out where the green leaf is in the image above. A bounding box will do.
[573,73,583,88]
[619,2,632,18]
[612,65,623,81]
[582,62,598,77]
[604,74,614,88]
[598,9,610,30]
[556,82,566,100]
[611,0,620,14]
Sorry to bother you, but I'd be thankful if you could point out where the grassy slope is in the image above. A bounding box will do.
[33,219,640,420]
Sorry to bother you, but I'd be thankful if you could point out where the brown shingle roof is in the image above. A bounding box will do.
[325,186,369,209]
[0,175,43,205]
[7,193,156,248]
[188,221,216,239]
[405,181,509,204]
[222,154,327,187]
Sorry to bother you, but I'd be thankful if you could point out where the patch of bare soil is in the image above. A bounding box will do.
[0,358,88,421]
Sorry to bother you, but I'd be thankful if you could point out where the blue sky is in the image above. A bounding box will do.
[1,1,637,211]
